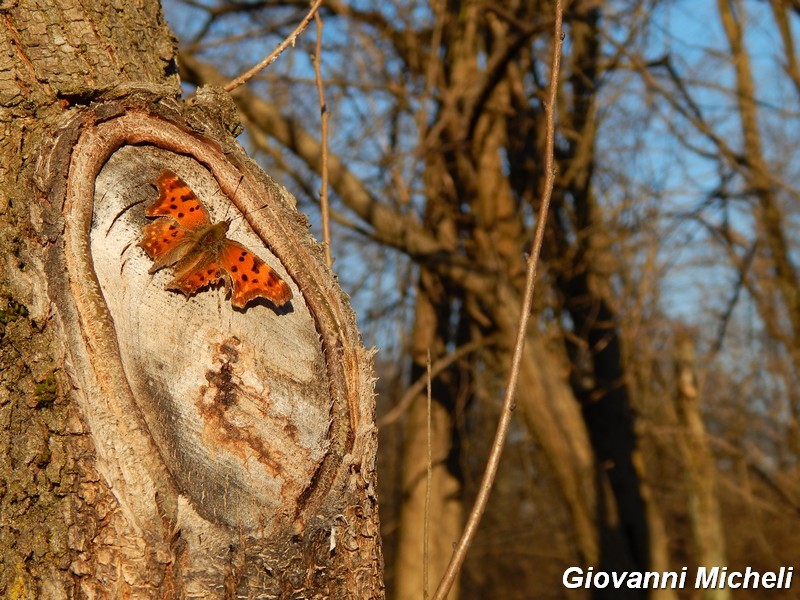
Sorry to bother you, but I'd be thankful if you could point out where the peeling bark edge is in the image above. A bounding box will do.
[35,97,378,537]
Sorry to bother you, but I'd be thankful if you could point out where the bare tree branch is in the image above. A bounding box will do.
[223,0,323,93]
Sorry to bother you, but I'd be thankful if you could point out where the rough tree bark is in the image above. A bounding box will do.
[0,1,382,597]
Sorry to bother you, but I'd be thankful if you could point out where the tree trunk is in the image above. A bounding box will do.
[546,5,663,589]
[394,273,462,600]
[673,331,728,600]
[0,1,382,597]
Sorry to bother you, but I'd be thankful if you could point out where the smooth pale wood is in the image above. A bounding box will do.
[91,146,329,530]
[41,105,381,595]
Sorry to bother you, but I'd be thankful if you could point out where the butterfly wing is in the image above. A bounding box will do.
[139,170,291,310]
[218,240,292,309]
[166,252,225,299]
[139,170,212,272]
[139,218,193,272]
[145,170,211,229]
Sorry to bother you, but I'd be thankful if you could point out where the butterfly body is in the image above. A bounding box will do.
[138,170,292,309]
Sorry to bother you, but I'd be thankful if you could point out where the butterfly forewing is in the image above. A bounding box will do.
[139,218,193,268]
[146,170,211,230]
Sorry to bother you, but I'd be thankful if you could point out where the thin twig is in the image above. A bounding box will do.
[378,337,492,428]
[222,0,324,93]
[312,12,332,268]
[424,348,432,600]
[431,2,564,598]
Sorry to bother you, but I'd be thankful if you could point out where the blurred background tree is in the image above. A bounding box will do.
[170,0,800,597]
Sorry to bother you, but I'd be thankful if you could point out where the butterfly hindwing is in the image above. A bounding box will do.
[218,240,292,308]
[167,253,225,298]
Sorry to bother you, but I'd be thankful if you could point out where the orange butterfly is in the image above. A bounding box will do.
[138,170,292,309]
